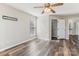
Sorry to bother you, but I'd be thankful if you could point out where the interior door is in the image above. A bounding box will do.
[57,20,66,39]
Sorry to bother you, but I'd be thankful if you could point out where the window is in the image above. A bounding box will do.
[30,17,37,37]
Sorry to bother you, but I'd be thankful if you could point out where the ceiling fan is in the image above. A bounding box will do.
[34,3,64,14]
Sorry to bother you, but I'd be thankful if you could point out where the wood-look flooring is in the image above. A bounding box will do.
[18,39,50,56]
[48,40,79,56]
[0,39,79,56]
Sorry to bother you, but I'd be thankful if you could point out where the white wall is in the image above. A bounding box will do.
[77,22,79,40]
[0,4,36,51]
[65,19,69,39]
[76,21,79,35]
[37,15,49,40]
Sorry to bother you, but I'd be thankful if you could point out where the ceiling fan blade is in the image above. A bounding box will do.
[44,3,50,7]
[34,6,43,8]
[51,9,56,13]
[41,10,44,14]
[52,3,64,6]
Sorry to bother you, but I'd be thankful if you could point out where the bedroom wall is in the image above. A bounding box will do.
[0,4,36,51]
[37,15,50,40]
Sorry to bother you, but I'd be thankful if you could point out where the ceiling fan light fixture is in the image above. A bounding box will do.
[34,3,64,14]
[44,8,51,13]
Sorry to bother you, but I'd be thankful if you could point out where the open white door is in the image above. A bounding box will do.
[57,20,66,39]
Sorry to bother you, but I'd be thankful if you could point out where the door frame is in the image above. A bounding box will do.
[49,16,58,40]
[49,16,67,40]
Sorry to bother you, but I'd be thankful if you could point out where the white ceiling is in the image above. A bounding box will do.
[6,3,79,16]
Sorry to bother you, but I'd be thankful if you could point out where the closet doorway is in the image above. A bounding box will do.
[51,19,57,40]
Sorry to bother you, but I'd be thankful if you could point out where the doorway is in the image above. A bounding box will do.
[51,19,57,40]
[69,20,78,46]
[50,19,66,40]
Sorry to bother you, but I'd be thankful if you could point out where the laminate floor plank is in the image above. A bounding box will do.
[0,39,79,56]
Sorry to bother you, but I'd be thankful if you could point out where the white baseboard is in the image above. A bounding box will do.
[0,36,36,52]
